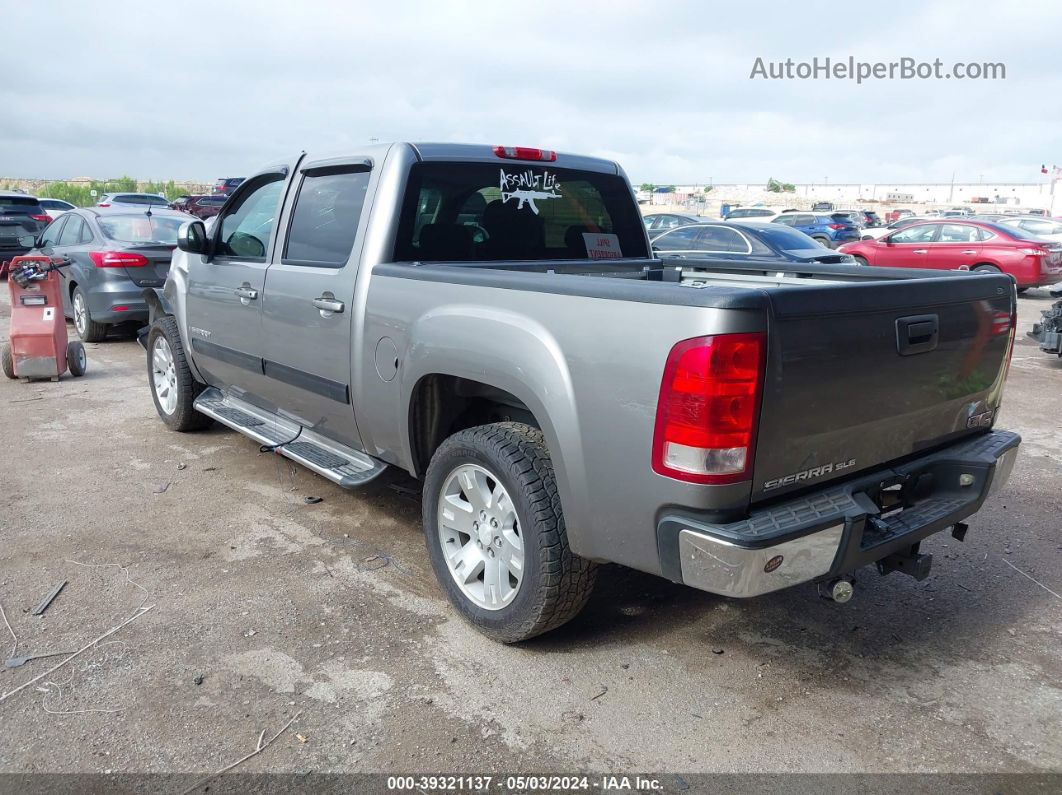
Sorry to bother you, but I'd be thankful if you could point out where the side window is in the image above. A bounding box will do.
[216,176,285,259]
[773,215,795,226]
[890,224,939,244]
[652,226,702,251]
[938,224,979,243]
[283,168,371,266]
[41,217,66,246]
[57,216,85,246]
[697,226,750,253]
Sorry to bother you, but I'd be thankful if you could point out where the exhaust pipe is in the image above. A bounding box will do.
[818,577,855,603]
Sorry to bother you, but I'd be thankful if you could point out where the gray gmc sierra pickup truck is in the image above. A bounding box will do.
[142,142,1021,642]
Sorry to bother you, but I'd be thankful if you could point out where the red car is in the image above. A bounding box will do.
[839,219,1062,290]
[186,195,227,220]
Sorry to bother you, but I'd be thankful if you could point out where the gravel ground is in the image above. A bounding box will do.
[0,284,1059,788]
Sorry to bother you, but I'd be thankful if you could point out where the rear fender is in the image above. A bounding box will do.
[401,305,592,556]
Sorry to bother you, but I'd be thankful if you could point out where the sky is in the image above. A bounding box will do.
[3,0,1060,185]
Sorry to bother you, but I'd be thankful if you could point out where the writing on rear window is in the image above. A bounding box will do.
[499,169,562,214]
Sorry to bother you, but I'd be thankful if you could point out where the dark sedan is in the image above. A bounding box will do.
[0,191,51,276]
[642,213,705,233]
[31,207,193,341]
[650,221,855,264]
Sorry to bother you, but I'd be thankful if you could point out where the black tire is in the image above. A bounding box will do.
[423,422,596,643]
[972,264,1001,274]
[146,315,212,431]
[66,341,87,377]
[812,236,832,248]
[853,256,869,267]
[72,286,107,343]
[1016,287,1029,295]
[1,343,14,379]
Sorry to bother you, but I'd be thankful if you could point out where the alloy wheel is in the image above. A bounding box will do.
[437,463,524,610]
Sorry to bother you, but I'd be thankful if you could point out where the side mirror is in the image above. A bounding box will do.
[177,220,207,254]
[860,234,874,241]
[18,234,37,248]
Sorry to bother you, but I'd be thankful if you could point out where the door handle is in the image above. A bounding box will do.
[313,297,344,313]
[961,249,977,255]
[234,287,258,300]
[912,249,928,254]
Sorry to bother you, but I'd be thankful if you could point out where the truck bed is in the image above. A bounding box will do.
[379,255,1014,508]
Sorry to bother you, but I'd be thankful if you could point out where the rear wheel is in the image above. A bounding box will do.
[72,286,107,343]
[972,264,1001,274]
[147,316,212,431]
[812,236,832,248]
[1,344,14,379]
[66,341,86,377]
[423,422,597,643]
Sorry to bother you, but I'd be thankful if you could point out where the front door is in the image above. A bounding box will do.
[259,160,373,449]
[879,223,938,268]
[185,171,288,402]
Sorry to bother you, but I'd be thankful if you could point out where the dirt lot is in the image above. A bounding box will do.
[1,285,1060,786]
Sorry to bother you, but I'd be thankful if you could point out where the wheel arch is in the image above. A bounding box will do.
[143,287,174,324]
[398,308,591,556]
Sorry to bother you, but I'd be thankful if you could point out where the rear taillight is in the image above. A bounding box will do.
[1019,247,1048,256]
[828,223,846,230]
[30,214,50,223]
[652,333,766,484]
[97,203,111,208]
[89,251,149,268]
[492,145,557,162]
[1002,302,1018,382]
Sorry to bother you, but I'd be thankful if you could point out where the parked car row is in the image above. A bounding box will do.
[839,219,1062,290]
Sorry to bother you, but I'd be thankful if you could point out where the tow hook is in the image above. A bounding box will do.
[818,577,855,603]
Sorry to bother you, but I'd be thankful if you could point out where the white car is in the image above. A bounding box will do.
[996,216,1062,242]
[38,198,76,220]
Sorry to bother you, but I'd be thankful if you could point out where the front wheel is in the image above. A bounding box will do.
[147,316,212,431]
[1,343,14,379]
[66,341,86,377]
[852,256,869,267]
[423,422,596,643]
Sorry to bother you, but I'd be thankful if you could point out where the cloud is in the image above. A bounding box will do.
[2,0,1059,184]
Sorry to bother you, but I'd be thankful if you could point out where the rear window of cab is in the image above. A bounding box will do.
[393,163,649,262]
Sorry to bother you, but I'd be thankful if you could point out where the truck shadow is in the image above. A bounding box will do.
[359,469,1049,689]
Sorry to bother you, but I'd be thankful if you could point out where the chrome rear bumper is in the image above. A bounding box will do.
[659,430,1020,598]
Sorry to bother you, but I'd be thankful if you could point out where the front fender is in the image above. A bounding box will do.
[400,304,593,556]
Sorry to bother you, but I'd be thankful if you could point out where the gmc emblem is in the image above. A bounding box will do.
[966,409,995,429]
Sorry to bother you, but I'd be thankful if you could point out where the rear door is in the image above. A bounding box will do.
[926,223,982,270]
[752,271,1015,501]
[259,158,373,449]
[185,169,290,401]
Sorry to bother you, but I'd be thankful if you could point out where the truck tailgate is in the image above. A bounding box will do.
[752,272,1014,502]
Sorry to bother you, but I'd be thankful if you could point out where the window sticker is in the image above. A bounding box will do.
[582,232,623,260]
[499,169,562,215]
